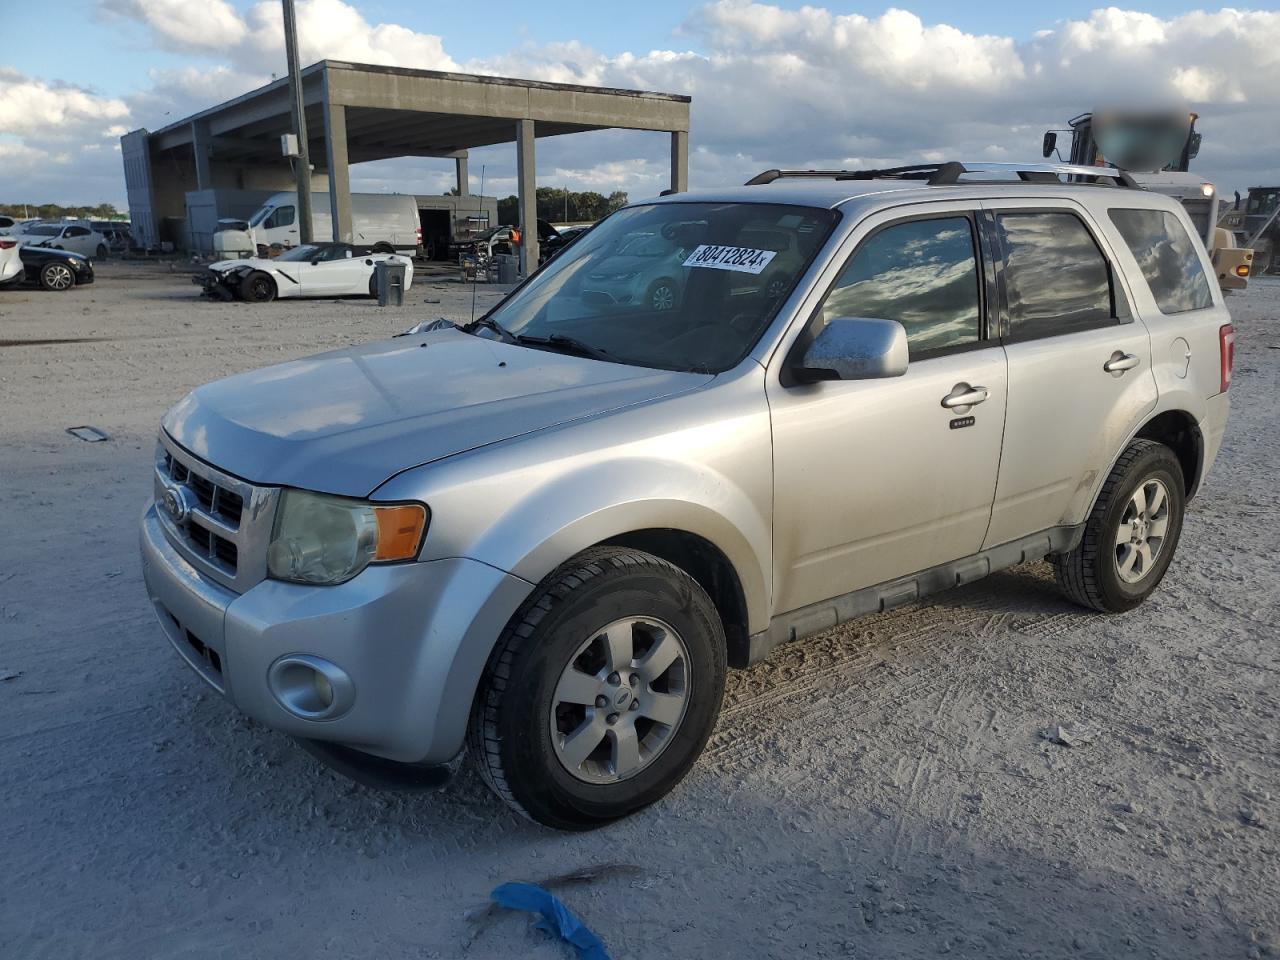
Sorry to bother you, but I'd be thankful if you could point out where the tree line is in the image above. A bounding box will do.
[0,202,126,220]
[496,188,628,226]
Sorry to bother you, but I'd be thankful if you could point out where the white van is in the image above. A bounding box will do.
[218,193,421,258]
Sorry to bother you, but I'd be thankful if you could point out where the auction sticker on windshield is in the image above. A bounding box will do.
[683,244,777,275]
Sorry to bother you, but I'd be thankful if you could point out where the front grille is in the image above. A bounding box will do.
[155,435,277,594]
[164,453,244,525]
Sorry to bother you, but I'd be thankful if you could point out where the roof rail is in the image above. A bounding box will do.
[745,161,1140,189]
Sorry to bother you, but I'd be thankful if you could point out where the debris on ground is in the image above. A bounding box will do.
[1044,722,1100,747]
[490,881,611,960]
[66,425,110,442]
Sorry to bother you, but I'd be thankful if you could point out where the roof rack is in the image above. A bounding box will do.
[745,161,1140,189]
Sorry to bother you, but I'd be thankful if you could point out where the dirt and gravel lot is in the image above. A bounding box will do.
[1,261,1277,960]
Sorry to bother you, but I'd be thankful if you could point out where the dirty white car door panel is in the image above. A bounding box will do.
[981,203,1157,546]
[769,209,1008,614]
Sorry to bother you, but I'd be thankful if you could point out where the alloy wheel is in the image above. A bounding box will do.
[1115,478,1171,584]
[549,616,690,784]
[650,284,676,311]
[45,264,74,290]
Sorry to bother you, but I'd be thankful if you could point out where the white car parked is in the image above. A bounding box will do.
[194,242,415,302]
[0,236,22,285]
[19,222,109,259]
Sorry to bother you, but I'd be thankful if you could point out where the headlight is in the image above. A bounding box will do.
[1201,183,1215,198]
[266,490,429,585]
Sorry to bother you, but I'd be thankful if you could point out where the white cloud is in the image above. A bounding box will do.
[13,2,1280,206]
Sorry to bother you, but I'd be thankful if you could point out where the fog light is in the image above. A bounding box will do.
[267,655,355,720]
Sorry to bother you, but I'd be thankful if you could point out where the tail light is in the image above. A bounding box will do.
[1235,264,1250,278]
[415,226,423,246]
[0,239,16,249]
[1219,324,1235,393]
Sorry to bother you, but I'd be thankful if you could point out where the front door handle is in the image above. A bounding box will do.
[1104,352,1141,373]
[941,383,989,409]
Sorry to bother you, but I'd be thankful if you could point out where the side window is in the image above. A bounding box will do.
[996,212,1114,341]
[1108,208,1213,314]
[266,206,295,229]
[67,226,89,237]
[820,217,982,358]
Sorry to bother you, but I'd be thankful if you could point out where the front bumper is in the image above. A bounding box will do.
[193,269,238,300]
[140,503,532,765]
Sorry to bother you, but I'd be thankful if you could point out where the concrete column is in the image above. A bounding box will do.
[455,154,470,196]
[670,130,689,194]
[192,121,212,191]
[516,119,538,276]
[324,99,353,243]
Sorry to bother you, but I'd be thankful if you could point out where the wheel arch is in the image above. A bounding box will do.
[599,528,752,669]
[1135,409,1204,499]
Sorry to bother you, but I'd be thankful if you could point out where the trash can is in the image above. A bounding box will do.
[374,260,406,307]
[494,253,519,285]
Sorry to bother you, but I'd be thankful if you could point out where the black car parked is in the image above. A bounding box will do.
[6,246,95,291]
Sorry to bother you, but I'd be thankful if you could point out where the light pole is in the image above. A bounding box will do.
[282,0,313,244]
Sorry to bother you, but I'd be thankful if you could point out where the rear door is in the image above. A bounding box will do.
[768,204,1008,615]
[980,201,1157,548]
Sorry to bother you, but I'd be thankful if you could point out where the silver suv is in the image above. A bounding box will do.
[140,162,1233,829]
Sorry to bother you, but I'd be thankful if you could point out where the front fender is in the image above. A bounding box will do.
[491,464,771,635]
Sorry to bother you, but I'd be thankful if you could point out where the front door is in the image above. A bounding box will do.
[980,202,1158,547]
[768,208,1008,615]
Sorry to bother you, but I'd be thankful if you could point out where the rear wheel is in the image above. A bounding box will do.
[1051,439,1185,612]
[468,547,727,830]
[94,244,108,260]
[372,242,395,254]
[39,261,75,291]
[239,271,277,303]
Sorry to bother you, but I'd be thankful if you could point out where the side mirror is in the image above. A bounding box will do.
[1188,132,1202,160]
[790,317,908,383]
[1042,131,1058,159]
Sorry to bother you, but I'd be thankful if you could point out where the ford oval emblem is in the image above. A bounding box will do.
[162,483,192,524]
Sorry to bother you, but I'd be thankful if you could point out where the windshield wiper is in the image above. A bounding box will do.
[465,316,518,344]
[515,334,613,362]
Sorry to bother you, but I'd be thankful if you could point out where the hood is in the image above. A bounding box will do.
[21,245,87,262]
[163,328,713,497]
[209,257,273,272]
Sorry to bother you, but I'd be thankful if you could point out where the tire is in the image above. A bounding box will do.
[239,271,276,303]
[94,244,108,260]
[372,242,395,254]
[1051,439,1185,613]
[368,274,378,298]
[644,277,678,312]
[467,547,727,830]
[39,261,76,291]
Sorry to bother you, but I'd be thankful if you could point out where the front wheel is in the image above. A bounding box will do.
[467,547,727,830]
[239,271,276,303]
[95,244,108,260]
[39,261,76,291]
[1051,439,1185,612]
[644,277,679,312]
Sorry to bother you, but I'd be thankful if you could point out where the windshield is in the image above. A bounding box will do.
[276,244,328,262]
[249,206,272,227]
[480,202,837,373]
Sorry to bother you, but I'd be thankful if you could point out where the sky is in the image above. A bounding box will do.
[2,0,1279,208]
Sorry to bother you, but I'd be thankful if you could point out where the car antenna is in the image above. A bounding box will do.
[471,163,485,326]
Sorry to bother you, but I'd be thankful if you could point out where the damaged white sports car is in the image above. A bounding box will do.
[194,242,414,302]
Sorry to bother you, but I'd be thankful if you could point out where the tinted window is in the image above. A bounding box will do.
[66,226,89,237]
[997,213,1113,340]
[821,217,981,357]
[1108,208,1213,314]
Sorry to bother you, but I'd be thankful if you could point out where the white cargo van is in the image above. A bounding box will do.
[217,192,421,258]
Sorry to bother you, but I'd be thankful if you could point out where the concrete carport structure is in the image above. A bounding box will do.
[121,60,692,272]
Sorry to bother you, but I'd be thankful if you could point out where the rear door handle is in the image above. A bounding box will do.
[1104,352,1140,373]
[941,384,989,409]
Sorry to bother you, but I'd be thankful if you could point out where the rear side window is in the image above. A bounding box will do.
[1108,208,1213,314]
[821,217,982,358]
[996,212,1114,340]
